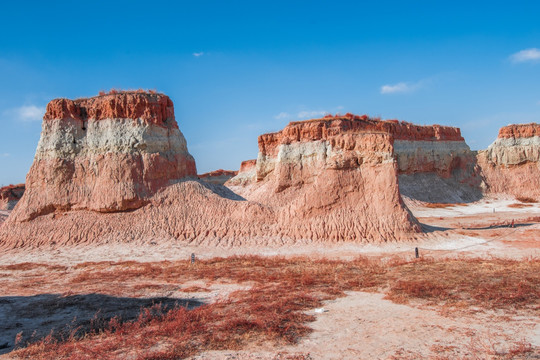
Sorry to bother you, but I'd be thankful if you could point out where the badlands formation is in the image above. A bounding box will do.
[478,123,540,199]
[0,93,538,249]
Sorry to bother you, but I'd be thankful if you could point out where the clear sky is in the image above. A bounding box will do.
[1,0,539,185]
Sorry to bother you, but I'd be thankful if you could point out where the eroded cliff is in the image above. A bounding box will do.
[478,123,540,199]
[10,92,197,222]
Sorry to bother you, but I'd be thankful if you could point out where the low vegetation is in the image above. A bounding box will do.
[4,256,538,359]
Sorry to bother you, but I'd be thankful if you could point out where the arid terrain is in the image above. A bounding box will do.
[0,91,538,359]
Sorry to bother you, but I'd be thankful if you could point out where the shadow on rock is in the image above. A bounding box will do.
[0,293,204,354]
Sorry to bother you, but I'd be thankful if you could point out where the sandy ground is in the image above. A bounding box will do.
[0,196,538,359]
[190,291,539,359]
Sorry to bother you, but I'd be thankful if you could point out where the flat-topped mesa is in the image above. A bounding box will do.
[228,114,421,242]
[10,91,196,222]
[0,184,25,211]
[478,123,540,199]
[256,114,472,182]
[198,169,238,185]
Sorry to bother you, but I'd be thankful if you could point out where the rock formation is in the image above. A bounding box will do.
[0,184,25,211]
[10,92,196,222]
[0,105,423,248]
[227,115,421,241]
[228,114,481,204]
[199,169,238,185]
[478,123,540,200]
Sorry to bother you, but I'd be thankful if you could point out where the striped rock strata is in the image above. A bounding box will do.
[478,123,540,199]
[9,92,196,222]
[228,114,480,204]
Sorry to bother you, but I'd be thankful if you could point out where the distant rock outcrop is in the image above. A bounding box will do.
[225,160,256,186]
[0,184,25,211]
[10,92,196,222]
[199,169,238,185]
[478,123,540,200]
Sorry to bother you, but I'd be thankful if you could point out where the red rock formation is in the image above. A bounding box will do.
[0,184,25,211]
[199,169,238,185]
[233,114,480,203]
[478,123,540,199]
[497,123,540,139]
[228,117,421,241]
[9,92,196,222]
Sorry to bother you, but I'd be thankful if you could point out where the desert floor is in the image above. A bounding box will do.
[0,197,538,359]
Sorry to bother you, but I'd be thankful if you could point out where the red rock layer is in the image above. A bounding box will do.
[497,123,540,139]
[44,92,177,128]
[477,154,540,199]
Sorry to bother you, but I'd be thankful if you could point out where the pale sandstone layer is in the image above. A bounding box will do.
[478,123,540,199]
[10,92,196,222]
[0,184,25,211]
[198,169,238,185]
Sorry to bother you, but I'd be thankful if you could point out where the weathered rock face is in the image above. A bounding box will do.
[225,159,256,186]
[198,169,238,185]
[229,114,481,204]
[478,123,540,199]
[0,184,25,211]
[10,92,196,222]
[227,116,421,242]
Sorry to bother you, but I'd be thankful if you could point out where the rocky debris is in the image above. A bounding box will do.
[199,169,238,185]
[9,92,196,223]
[0,184,25,211]
[478,123,540,199]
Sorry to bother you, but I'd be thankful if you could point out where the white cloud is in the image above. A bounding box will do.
[274,112,291,120]
[6,105,45,122]
[510,48,540,63]
[193,52,204,57]
[0,153,10,157]
[380,82,415,94]
[297,110,328,119]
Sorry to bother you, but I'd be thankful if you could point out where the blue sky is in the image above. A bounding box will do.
[1,0,539,185]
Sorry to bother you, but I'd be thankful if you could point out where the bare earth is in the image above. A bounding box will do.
[0,196,538,359]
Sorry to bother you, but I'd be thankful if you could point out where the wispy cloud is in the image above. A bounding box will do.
[510,48,540,63]
[274,112,291,120]
[5,105,45,122]
[0,153,10,157]
[193,52,204,57]
[297,110,328,119]
[380,81,423,94]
